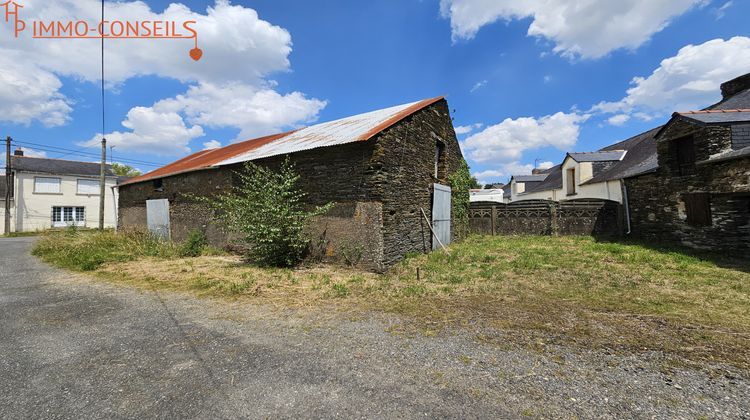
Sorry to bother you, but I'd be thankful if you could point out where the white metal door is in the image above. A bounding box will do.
[146,199,170,240]
[432,183,452,250]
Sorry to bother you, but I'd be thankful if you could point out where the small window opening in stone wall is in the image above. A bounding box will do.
[673,135,696,176]
[684,192,712,226]
[153,178,164,191]
[434,142,445,179]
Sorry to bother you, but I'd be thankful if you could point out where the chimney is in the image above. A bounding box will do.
[13,148,23,156]
[720,72,750,99]
[531,168,544,175]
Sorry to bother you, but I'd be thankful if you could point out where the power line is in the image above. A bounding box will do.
[11,140,163,167]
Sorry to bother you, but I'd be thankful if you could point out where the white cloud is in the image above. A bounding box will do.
[203,140,222,150]
[607,114,631,126]
[82,106,204,155]
[461,112,589,163]
[0,0,327,154]
[470,80,487,92]
[714,1,733,19]
[0,52,71,127]
[0,0,292,86]
[592,37,750,122]
[473,160,554,183]
[17,148,48,158]
[82,82,325,154]
[157,82,327,141]
[440,0,704,59]
[454,123,483,135]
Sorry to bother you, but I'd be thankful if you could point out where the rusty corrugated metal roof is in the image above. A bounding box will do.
[122,96,444,186]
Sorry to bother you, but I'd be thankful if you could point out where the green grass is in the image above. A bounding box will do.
[33,229,179,271]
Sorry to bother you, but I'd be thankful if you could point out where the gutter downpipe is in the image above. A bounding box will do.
[621,181,631,235]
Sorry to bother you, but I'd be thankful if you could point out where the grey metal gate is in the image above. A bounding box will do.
[146,199,170,241]
[432,183,452,250]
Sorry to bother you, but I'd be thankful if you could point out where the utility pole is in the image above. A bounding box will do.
[99,137,106,230]
[4,136,11,235]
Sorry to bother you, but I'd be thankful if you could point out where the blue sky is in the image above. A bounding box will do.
[1,0,749,183]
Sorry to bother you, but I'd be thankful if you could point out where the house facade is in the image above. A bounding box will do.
[117,97,466,271]
[511,127,661,204]
[624,73,750,253]
[0,152,119,234]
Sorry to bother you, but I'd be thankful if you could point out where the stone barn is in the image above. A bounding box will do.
[624,73,750,255]
[117,97,466,271]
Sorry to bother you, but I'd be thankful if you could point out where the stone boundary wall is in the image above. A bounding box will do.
[469,199,622,237]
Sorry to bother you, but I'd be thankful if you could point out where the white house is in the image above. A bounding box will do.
[510,127,660,203]
[509,174,549,202]
[1,151,119,234]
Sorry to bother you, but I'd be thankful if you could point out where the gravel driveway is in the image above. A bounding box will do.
[1,237,748,419]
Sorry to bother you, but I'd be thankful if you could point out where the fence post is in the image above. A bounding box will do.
[549,202,559,236]
[491,206,497,236]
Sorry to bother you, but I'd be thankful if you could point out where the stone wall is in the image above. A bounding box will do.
[626,120,750,255]
[657,121,731,172]
[364,100,464,267]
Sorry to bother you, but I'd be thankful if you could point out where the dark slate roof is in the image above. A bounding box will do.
[583,126,662,184]
[710,88,750,110]
[567,150,626,162]
[10,156,116,178]
[512,174,548,182]
[676,110,750,125]
[502,183,511,199]
[523,164,563,194]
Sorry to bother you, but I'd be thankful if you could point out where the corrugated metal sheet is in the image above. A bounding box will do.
[122,96,444,186]
[217,97,443,166]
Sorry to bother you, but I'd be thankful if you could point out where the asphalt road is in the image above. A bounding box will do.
[1,237,748,419]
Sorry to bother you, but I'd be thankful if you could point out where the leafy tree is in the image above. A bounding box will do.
[468,175,481,189]
[111,163,142,177]
[198,158,332,267]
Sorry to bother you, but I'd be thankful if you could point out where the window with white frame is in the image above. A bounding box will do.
[52,206,85,227]
[77,179,100,195]
[34,177,61,194]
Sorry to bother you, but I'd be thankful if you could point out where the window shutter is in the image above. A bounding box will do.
[34,177,61,193]
[684,193,711,226]
[77,179,100,195]
[675,136,696,176]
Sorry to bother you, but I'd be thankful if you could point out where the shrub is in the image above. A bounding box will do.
[180,229,208,257]
[197,158,333,267]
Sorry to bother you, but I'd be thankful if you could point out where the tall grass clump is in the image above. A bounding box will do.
[32,228,178,271]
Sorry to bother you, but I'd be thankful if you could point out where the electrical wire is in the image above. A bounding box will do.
[10,140,163,167]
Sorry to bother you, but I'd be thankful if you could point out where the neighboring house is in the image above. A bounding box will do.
[0,151,119,234]
[509,173,549,201]
[515,127,661,203]
[625,72,750,253]
[117,97,466,271]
